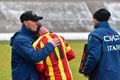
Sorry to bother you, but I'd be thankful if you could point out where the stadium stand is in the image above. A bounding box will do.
[0,0,120,33]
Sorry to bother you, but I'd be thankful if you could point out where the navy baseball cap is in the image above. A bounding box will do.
[20,11,43,22]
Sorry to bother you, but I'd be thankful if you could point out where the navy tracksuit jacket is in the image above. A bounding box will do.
[10,26,55,80]
[83,21,120,80]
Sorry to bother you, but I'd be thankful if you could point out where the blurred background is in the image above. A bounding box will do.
[0,0,120,33]
[0,0,120,80]
[1,0,120,40]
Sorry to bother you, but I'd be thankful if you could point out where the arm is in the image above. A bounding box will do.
[83,34,102,75]
[14,38,59,64]
[61,36,75,61]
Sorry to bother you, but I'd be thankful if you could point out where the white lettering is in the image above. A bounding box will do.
[104,35,120,42]
[104,36,110,42]
[113,46,117,50]
[116,45,120,50]
[107,45,112,51]
[107,45,120,51]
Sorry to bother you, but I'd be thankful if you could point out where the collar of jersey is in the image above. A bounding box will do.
[40,32,49,36]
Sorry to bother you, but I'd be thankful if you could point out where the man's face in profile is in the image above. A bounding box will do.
[23,20,39,31]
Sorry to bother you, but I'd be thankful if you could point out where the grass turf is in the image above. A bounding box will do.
[0,40,88,80]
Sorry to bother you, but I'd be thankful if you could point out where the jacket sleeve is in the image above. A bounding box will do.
[61,36,75,61]
[83,33,102,75]
[14,38,55,64]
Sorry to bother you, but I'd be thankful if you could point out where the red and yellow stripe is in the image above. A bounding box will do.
[33,33,75,80]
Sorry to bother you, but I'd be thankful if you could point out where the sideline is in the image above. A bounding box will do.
[0,32,90,41]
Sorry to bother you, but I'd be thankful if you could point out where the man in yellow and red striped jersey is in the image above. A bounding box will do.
[33,26,75,80]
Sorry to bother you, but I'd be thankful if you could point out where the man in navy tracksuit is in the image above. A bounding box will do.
[83,9,120,80]
[10,11,60,80]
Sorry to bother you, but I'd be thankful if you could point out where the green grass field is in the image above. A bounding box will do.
[0,40,88,80]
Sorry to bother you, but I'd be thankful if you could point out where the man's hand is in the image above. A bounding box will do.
[48,38,60,47]
[84,74,89,78]
[39,26,49,35]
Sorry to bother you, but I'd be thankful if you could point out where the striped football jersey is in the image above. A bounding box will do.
[33,33,75,80]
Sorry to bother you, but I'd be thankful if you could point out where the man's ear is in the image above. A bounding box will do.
[23,21,28,26]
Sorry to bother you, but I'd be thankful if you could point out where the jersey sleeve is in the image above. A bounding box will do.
[33,37,48,72]
[61,36,75,61]
[35,61,44,72]
[34,42,44,72]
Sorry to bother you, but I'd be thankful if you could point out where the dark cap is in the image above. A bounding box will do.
[93,8,111,21]
[20,11,43,22]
